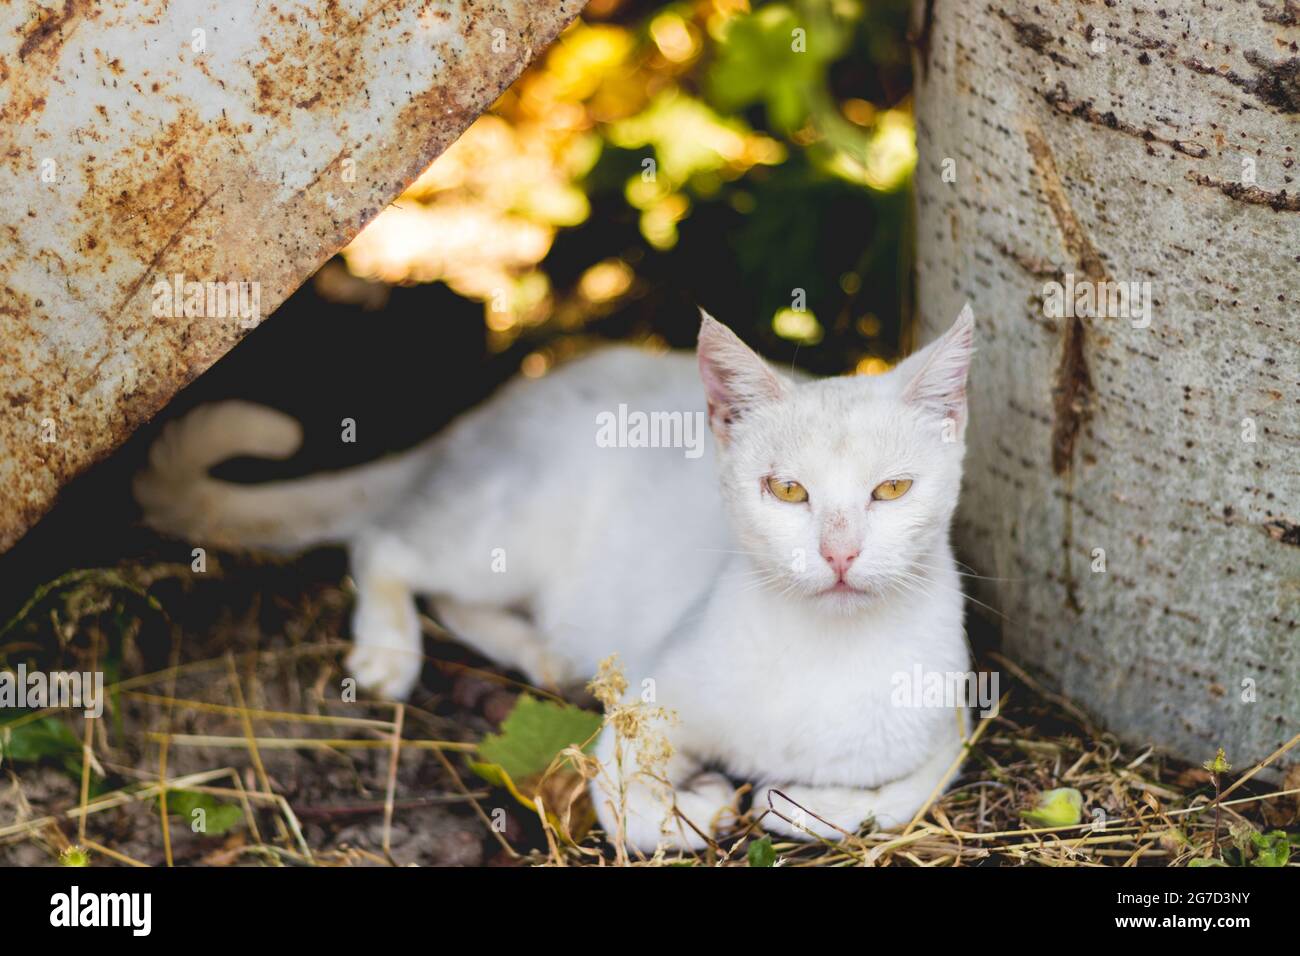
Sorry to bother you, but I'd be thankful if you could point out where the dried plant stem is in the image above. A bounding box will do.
[157,736,173,868]
[903,694,1004,836]
[225,653,289,851]
[381,703,404,862]
[145,732,473,752]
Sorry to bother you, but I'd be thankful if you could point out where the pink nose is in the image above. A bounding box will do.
[820,545,859,579]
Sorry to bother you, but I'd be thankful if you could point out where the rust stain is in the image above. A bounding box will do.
[1261,1,1300,27]
[17,0,85,61]
[1050,316,1093,476]
[994,241,1061,279]
[249,3,375,120]
[292,144,350,202]
[1022,127,1097,471]
[1025,126,1104,614]
[1042,82,1209,158]
[0,0,587,552]
[112,186,222,316]
[1024,129,1107,287]
[993,6,1075,67]
[1264,519,1300,547]
[0,0,106,139]
[1184,52,1300,113]
[1185,172,1300,212]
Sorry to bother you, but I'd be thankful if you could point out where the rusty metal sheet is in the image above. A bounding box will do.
[0,0,585,552]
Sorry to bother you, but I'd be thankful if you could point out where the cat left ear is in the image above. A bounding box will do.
[697,309,787,444]
[897,303,975,427]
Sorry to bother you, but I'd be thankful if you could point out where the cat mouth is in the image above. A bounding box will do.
[821,581,865,596]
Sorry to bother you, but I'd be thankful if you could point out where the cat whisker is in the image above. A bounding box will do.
[887,566,1011,622]
[906,560,1022,584]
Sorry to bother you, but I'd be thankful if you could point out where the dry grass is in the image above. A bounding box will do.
[1,559,1296,867]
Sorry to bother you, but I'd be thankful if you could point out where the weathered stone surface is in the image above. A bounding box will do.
[913,0,1298,770]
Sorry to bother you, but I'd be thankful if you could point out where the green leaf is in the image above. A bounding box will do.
[1188,857,1228,867]
[205,804,244,835]
[164,790,244,836]
[1249,830,1291,867]
[1,716,86,779]
[706,3,854,135]
[1020,787,1083,828]
[747,836,777,867]
[475,694,602,781]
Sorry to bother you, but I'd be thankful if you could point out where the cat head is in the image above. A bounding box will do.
[697,305,974,613]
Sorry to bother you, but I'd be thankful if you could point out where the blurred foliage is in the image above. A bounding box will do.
[339,0,916,375]
[163,790,245,837]
[0,715,83,777]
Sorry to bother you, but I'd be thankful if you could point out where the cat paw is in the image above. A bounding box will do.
[345,643,423,700]
[751,783,872,842]
[593,771,738,853]
[621,811,713,853]
[671,771,738,842]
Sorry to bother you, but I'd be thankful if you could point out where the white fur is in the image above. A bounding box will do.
[136,305,976,852]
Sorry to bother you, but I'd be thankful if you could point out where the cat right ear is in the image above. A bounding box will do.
[897,303,975,428]
[697,309,787,444]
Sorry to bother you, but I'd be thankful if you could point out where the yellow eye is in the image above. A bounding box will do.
[765,477,809,503]
[872,478,913,501]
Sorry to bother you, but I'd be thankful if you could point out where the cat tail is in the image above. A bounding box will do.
[134,401,422,551]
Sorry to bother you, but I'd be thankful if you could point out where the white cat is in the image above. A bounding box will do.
[135,305,975,851]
